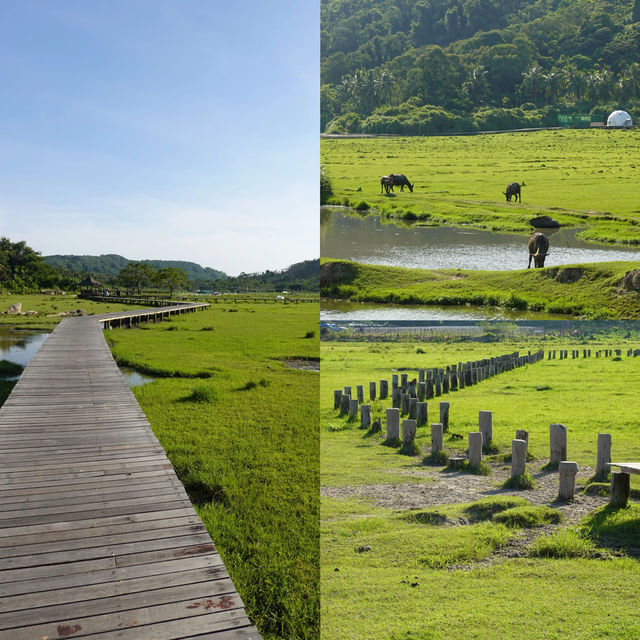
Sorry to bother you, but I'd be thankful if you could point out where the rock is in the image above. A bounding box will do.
[529,216,560,228]
[6,303,21,315]
[555,268,584,284]
[24,311,38,316]
[620,270,640,293]
[357,545,371,553]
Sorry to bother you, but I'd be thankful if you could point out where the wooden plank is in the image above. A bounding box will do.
[0,312,259,638]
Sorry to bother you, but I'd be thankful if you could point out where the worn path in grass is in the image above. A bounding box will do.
[321,337,640,640]
[321,129,640,245]
[321,258,640,319]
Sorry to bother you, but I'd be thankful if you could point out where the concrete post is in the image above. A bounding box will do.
[334,389,342,410]
[386,408,400,441]
[417,382,426,402]
[596,433,612,479]
[380,380,388,399]
[392,374,399,390]
[401,393,410,415]
[558,461,578,500]
[360,404,371,429]
[515,429,529,447]
[610,471,630,507]
[469,432,483,468]
[344,386,352,397]
[369,381,376,401]
[431,423,443,453]
[392,387,401,409]
[550,423,567,464]
[409,398,418,420]
[357,385,364,404]
[340,394,350,416]
[349,398,359,420]
[417,401,428,426]
[426,379,434,399]
[478,410,493,446]
[402,419,417,448]
[439,402,450,431]
[401,374,408,393]
[511,439,527,477]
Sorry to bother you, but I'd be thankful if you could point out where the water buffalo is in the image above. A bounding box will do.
[504,181,525,202]
[380,175,394,195]
[528,232,549,268]
[389,174,414,192]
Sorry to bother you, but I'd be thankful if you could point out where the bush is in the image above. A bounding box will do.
[185,384,219,403]
[320,166,333,205]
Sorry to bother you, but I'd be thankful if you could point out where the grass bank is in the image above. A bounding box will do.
[321,130,640,245]
[321,338,640,639]
[321,258,640,319]
[106,303,319,640]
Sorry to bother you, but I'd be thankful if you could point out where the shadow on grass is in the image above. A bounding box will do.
[581,502,640,557]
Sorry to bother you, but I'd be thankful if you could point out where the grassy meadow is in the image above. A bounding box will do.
[321,129,640,245]
[105,302,319,640]
[321,336,640,639]
[321,258,640,319]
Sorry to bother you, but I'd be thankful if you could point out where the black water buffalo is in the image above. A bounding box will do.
[504,181,525,202]
[380,175,394,195]
[389,174,414,192]
[528,231,549,268]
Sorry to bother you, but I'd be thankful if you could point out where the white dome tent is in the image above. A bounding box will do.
[606,110,633,127]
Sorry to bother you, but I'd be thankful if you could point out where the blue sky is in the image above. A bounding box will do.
[0,1,319,276]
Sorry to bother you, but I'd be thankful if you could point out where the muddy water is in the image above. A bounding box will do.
[321,300,569,321]
[321,210,640,271]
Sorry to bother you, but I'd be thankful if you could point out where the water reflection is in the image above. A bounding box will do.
[321,210,640,271]
[321,300,568,321]
[0,328,48,371]
[118,366,156,387]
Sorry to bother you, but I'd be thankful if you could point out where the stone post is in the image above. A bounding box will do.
[426,379,434,399]
[357,385,364,404]
[333,389,342,410]
[409,398,418,420]
[431,423,443,453]
[439,401,450,431]
[369,381,376,401]
[417,382,426,402]
[349,398,359,420]
[401,393,410,415]
[550,423,567,464]
[380,380,388,399]
[360,404,371,429]
[558,461,578,500]
[392,374,399,390]
[515,429,529,447]
[596,433,612,479]
[417,402,428,426]
[468,432,483,468]
[401,374,408,393]
[511,439,527,477]
[344,386,352,397]
[386,408,400,441]
[478,410,492,446]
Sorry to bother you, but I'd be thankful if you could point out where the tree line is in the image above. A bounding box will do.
[321,0,640,133]
[0,237,318,295]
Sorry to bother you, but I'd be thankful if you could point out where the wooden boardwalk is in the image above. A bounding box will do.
[0,310,261,639]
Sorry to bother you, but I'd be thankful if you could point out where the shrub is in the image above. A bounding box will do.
[304,331,316,339]
[185,384,219,403]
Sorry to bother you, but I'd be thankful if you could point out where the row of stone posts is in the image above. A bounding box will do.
[546,348,640,359]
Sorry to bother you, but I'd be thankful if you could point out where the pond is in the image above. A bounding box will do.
[117,366,157,387]
[321,300,569,321]
[321,209,640,271]
[0,328,49,377]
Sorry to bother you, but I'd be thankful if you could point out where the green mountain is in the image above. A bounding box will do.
[44,254,227,281]
[321,0,640,133]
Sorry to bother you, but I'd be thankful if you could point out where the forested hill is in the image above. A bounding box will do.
[321,0,640,133]
[45,254,227,281]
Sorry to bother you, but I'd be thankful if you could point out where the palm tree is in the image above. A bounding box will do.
[462,66,489,106]
[521,66,546,105]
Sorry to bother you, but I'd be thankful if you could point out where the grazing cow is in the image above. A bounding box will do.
[528,232,549,268]
[380,175,394,195]
[389,174,414,192]
[504,182,525,202]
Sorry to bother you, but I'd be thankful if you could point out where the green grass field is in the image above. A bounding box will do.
[321,258,640,319]
[321,337,640,639]
[107,303,319,640]
[321,129,640,245]
[0,293,148,328]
